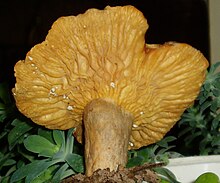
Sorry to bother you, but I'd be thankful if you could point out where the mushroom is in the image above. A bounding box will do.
[13,6,209,176]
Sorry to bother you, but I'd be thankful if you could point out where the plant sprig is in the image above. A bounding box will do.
[127,136,182,183]
[10,128,84,183]
[178,62,220,155]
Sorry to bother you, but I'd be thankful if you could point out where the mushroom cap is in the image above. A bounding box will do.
[13,6,209,149]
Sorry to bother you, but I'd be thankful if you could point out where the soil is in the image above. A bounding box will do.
[62,162,163,183]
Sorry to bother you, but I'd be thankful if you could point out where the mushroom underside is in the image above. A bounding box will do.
[12,5,209,179]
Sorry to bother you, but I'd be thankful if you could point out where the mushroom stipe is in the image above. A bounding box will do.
[84,98,133,175]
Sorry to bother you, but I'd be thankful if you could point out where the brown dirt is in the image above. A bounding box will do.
[62,162,163,183]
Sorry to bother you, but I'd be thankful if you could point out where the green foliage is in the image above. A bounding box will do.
[127,136,182,183]
[0,83,14,122]
[127,136,181,168]
[178,62,220,155]
[8,119,33,150]
[10,128,84,183]
[0,83,25,182]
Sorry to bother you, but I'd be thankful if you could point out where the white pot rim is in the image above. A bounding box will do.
[168,155,220,166]
[166,155,220,183]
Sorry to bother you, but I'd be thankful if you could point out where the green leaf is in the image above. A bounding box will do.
[24,135,59,157]
[204,82,211,92]
[213,80,220,89]
[208,62,220,74]
[0,112,7,122]
[126,156,144,168]
[11,119,21,126]
[1,176,11,183]
[0,130,8,140]
[4,165,17,178]
[52,163,74,183]
[157,146,175,155]
[10,159,57,183]
[166,151,183,159]
[52,163,68,183]
[210,99,218,112]
[60,169,75,180]
[211,116,220,131]
[157,136,176,148]
[38,128,54,143]
[53,130,64,147]
[135,145,160,163]
[154,167,180,183]
[212,88,220,97]
[65,153,84,173]
[199,93,209,105]
[200,101,211,113]
[3,159,16,166]
[200,134,211,151]
[65,128,75,154]
[0,153,13,169]
[212,135,220,146]
[8,119,33,150]
[17,145,35,162]
[31,164,59,183]
[17,160,25,169]
[136,147,152,162]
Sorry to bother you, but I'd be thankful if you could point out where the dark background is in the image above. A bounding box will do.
[0,0,209,88]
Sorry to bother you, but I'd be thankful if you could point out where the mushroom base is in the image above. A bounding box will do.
[84,98,133,176]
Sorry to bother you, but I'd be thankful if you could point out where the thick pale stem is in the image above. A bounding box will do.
[84,98,133,176]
